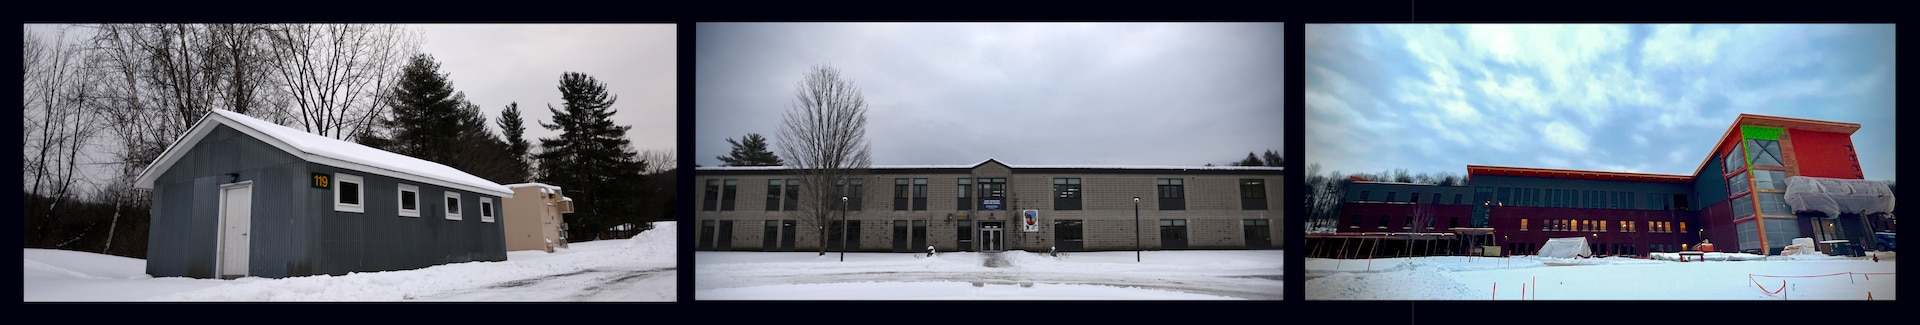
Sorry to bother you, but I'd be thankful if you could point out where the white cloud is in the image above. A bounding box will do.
[1475,72,1548,115]
[1438,99,1482,124]
[1633,135,1648,146]
[1669,149,1688,164]
[1538,121,1591,154]
[1641,24,1732,69]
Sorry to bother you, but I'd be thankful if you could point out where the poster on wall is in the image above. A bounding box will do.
[1022,209,1039,232]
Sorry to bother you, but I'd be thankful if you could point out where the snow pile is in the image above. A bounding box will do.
[23,248,151,280]
[620,221,677,262]
[1647,252,1769,261]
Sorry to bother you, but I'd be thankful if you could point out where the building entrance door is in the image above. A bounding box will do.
[980,221,1004,252]
[218,181,253,279]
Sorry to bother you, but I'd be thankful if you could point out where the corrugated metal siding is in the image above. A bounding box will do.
[148,124,504,279]
[148,125,306,278]
[309,163,506,276]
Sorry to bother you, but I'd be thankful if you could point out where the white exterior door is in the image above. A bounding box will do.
[218,182,252,279]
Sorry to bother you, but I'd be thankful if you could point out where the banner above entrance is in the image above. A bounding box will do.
[982,198,1003,210]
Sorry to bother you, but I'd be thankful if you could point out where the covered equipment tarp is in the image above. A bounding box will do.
[1537,237,1593,258]
[1784,176,1894,217]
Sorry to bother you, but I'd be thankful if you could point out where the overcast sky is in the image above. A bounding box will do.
[694,23,1284,167]
[420,24,677,161]
[1306,24,1896,181]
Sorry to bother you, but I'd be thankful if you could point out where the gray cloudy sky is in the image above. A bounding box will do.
[420,24,677,160]
[695,23,1285,167]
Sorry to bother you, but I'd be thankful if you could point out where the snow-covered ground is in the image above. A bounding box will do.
[695,249,1283,300]
[23,221,678,302]
[1306,251,1895,300]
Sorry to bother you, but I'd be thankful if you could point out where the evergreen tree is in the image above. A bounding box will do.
[360,53,524,184]
[717,133,783,166]
[1236,152,1264,166]
[1262,149,1283,167]
[536,72,649,241]
[497,102,534,181]
[361,54,466,161]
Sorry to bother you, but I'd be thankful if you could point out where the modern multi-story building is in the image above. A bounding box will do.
[1314,114,1890,257]
[694,158,1282,253]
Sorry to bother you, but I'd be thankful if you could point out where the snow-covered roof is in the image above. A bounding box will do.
[135,109,514,198]
[505,183,563,195]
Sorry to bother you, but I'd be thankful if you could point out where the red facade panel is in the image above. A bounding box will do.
[1787,129,1862,179]
[1487,206,1700,256]
[1700,199,1738,251]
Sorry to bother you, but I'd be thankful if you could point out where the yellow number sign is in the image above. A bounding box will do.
[312,173,330,189]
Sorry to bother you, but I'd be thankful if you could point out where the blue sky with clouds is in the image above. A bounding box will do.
[1306,24,1895,181]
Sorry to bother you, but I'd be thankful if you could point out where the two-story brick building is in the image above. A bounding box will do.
[694,158,1282,253]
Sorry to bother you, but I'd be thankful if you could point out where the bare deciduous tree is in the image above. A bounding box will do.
[638,147,678,175]
[24,26,107,246]
[264,23,417,141]
[776,64,873,256]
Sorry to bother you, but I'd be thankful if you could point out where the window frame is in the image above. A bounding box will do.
[333,173,365,213]
[445,191,464,221]
[1239,179,1268,210]
[396,183,420,217]
[480,197,495,223]
[1053,178,1082,211]
[721,179,738,211]
[1157,178,1185,211]
[766,179,784,211]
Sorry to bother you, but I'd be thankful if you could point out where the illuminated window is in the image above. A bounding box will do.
[1520,219,1529,231]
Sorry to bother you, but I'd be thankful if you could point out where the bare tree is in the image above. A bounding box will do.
[776,64,873,256]
[24,26,107,245]
[638,147,678,175]
[264,23,417,141]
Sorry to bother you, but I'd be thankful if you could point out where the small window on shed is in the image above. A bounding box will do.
[397,184,420,217]
[334,173,365,213]
[445,191,463,220]
[481,197,495,223]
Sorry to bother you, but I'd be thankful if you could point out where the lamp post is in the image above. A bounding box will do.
[840,196,848,262]
[1134,197,1141,262]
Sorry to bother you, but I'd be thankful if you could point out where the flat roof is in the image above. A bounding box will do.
[1467,165,1693,184]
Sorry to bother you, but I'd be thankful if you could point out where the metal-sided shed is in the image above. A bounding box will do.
[135,109,514,279]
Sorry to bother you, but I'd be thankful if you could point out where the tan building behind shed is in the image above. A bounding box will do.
[504,183,575,253]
